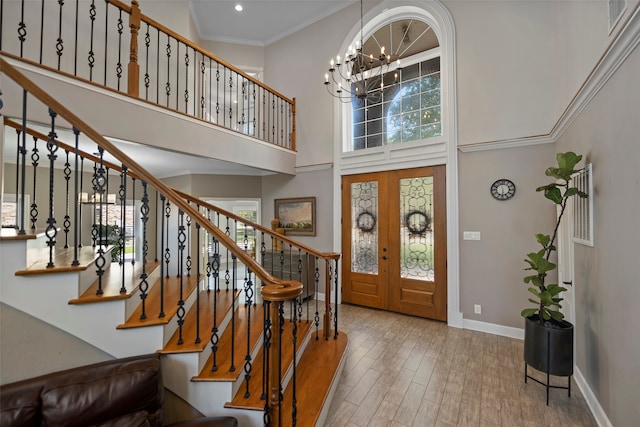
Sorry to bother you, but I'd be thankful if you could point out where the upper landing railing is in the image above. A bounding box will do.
[0,0,296,150]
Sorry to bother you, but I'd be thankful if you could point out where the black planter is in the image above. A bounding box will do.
[524,314,574,404]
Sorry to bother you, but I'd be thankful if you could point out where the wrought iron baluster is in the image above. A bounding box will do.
[215,65,220,123]
[175,41,180,109]
[271,96,276,143]
[94,147,107,293]
[119,167,127,295]
[278,301,285,427]
[230,253,237,372]
[262,300,272,426]
[18,0,27,57]
[156,28,160,102]
[130,178,136,265]
[262,90,267,140]
[78,156,84,248]
[18,92,28,235]
[63,150,71,248]
[243,269,254,398]
[55,0,65,70]
[45,110,59,267]
[103,0,108,85]
[210,230,221,371]
[139,181,150,319]
[88,0,96,81]
[200,56,206,118]
[292,297,298,426]
[30,136,40,230]
[90,161,98,247]
[184,47,189,112]
[228,71,233,127]
[71,128,80,265]
[195,221,201,344]
[116,7,123,90]
[159,194,166,318]
[165,33,171,106]
[176,209,186,344]
[186,212,192,276]
[39,0,45,63]
[164,199,171,278]
[144,23,150,99]
[73,0,79,75]
[297,251,304,323]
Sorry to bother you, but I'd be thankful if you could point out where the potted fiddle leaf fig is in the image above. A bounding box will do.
[522,151,588,404]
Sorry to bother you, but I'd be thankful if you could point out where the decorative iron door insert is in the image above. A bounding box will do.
[342,166,447,320]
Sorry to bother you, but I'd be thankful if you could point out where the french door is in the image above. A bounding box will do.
[341,166,447,321]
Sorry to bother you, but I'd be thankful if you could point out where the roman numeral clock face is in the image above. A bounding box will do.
[490,179,516,200]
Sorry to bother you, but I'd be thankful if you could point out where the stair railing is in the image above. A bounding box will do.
[0,0,296,150]
[1,56,312,425]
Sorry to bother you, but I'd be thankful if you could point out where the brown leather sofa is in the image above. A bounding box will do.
[0,354,237,427]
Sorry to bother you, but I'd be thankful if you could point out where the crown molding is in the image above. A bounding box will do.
[458,2,640,154]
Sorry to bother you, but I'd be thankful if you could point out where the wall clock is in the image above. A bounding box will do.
[490,179,516,200]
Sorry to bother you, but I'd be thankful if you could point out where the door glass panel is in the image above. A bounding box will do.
[399,177,434,281]
[351,181,378,274]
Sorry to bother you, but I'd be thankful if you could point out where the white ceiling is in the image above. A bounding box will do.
[189,0,355,46]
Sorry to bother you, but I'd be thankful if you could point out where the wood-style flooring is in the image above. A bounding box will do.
[324,304,597,427]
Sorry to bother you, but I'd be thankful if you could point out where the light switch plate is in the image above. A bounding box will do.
[463,231,481,240]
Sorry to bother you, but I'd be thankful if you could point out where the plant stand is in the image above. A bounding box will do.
[523,316,573,405]
[524,363,571,406]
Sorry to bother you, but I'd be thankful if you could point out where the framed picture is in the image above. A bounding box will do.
[274,197,316,236]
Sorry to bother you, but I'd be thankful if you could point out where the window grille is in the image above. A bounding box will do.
[573,163,593,246]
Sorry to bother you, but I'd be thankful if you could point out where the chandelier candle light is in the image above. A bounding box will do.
[324,0,400,102]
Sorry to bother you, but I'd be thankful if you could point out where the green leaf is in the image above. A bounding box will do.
[549,310,565,322]
[547,284,567,296]
[544,186,563,204]
[521,308,537,318]
[528,287,541,298]
[578,191,588,198]
[557,152,582,171]
[528,298,539,305]
[536,234,551,247]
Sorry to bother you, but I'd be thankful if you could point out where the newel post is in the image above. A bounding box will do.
[127,0,141,97]
[268,300,282,426]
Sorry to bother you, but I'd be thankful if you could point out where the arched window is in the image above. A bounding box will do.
[350,19,441,151]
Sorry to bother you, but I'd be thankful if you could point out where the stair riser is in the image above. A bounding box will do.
[123,266,162,320]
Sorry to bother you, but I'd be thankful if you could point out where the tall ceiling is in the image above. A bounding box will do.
[189,0,356,46]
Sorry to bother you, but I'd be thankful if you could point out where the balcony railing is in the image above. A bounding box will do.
[0,0,296,150]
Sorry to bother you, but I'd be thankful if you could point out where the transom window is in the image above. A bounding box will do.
[352,56,441,150]
[348,18,441,152]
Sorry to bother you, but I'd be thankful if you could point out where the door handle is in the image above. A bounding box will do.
[563,281,572,285]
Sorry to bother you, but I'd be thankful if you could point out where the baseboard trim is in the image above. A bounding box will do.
[462,318,524,340]
[574,367,613,427]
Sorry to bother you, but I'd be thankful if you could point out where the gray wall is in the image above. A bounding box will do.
[458,144,556,328]
[0,303,113,384]
[555,43,640,427]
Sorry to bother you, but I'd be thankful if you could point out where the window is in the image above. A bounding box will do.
[1,194,29,229]
[573,163,593,246]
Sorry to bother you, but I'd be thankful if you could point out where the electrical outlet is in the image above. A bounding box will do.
[474,304,482,315]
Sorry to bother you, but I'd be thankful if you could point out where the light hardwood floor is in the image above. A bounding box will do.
[324,304,597,427]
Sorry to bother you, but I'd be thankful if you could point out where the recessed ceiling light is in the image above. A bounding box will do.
[234,4,243,12]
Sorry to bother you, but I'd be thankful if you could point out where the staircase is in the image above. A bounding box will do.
[0,54,347,426]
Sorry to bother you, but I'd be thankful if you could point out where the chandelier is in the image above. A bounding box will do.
[324,0,399,103]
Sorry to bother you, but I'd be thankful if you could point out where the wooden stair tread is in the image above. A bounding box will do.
[0,227,38,240]
[280,331,349,427]
[15,245,113,275]
[117,274,200,329]
[225,319,314,411]
[192,302,266,382]
[68,260,160,304]
[159,289,240,354]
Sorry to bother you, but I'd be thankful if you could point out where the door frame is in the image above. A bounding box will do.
[330,1,460,327]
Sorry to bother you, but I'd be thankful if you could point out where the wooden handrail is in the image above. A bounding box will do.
[107,0,294,104]
[177,190,340,262]
[5,117,339,265]
[0,56,302,302]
